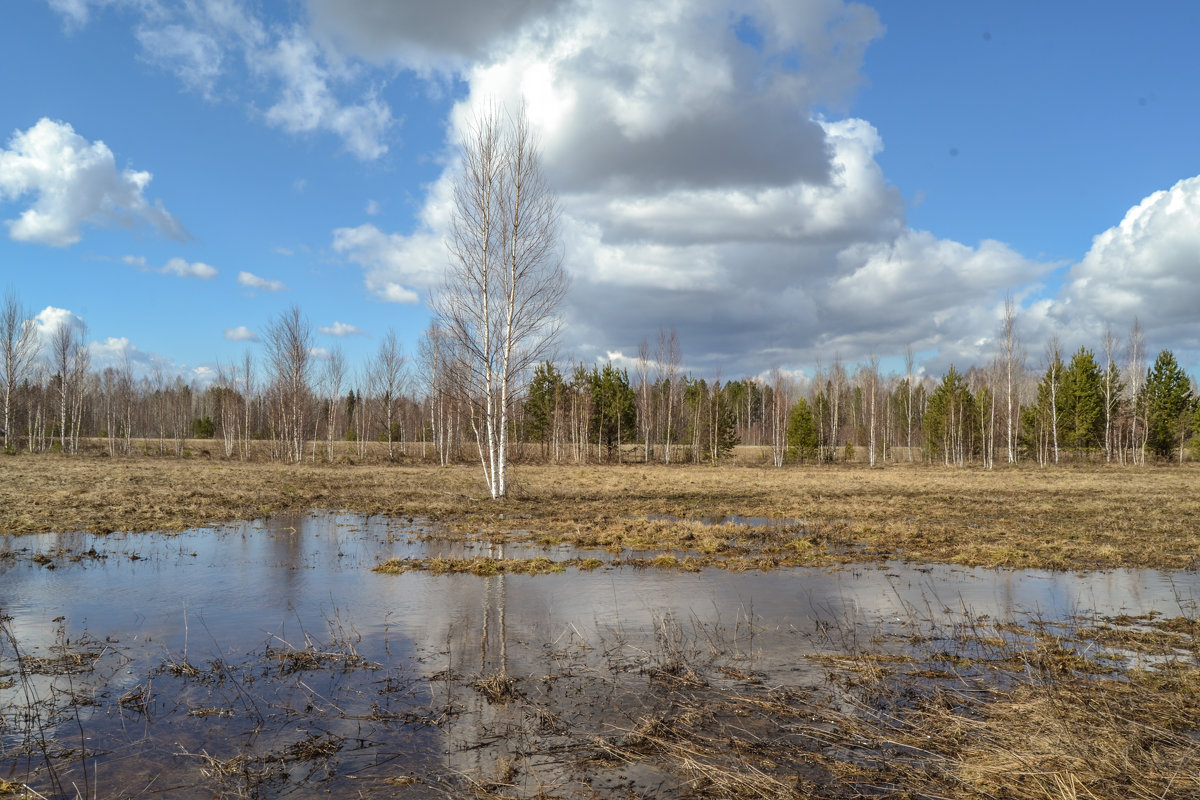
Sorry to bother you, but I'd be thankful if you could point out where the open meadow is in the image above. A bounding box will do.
[2,444,1198,571]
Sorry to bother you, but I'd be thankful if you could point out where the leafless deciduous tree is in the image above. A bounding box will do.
[1126,318,1146,465]
[1000,294,1023,463]
[768,368,789,467]
[372,331,407,460]
[1044,335,1063,465]
[418,320,461,466]
[864,354,879,467]
[903,346,915,461]
[433,103,565,499]
[656,328,680,464]
[117,355,134,455]
[322,346,346,462]
[829,356,845,461]
[240,351,255,460]
[1,289,39,451]
[50,318,88,453]
[264,305,312,464]
[216,362,239,458]
[1102,324,1119,463]
[636,339,652,463]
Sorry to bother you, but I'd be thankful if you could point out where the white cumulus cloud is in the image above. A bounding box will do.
[34,306,86,337]
[154,257,218,279]
[331,222,442,302]
[379,283,419,304]
[256,29,392,160]
[89,335,136,364]
[1066,175,1200,349]
[0,118,186,246]
[224,326,259,342]
[51,1,394,160]
[237,271,287,292]
[327,0,973,374]
[318,321,364,336]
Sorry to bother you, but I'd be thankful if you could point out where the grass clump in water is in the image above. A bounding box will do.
[375,555,566,576]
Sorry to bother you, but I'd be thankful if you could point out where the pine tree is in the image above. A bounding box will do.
[1144,349,1192,460]
[525,361,565,458]
[926,365,975,466]
[786,398,819,461]
[1061,347,1104,456]
[589,363,636,460]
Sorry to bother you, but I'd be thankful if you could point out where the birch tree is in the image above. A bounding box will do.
[636,339,652,462]
[768,368,789,467]
[903,347,915,461]
[117,355,134,455]
[829,356,845,461]
[656,328,681,464]
[373,331,407,459]
[240,351,255,460]
[433,103,565,499]
[1000,295,1023,463]
[1101,324,1122,464]
[865,355,879,466]
[68,335,90,453]
[50,318,87,453]
[1043,336,1063,464]
[1126,318,1146,464]
[322,346,346,462]
[418,320,460,466]
[1,289,39,451]
[264,305,312,463]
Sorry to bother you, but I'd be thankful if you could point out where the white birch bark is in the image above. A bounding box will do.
[434,103,565,499]
[1,290,39,452]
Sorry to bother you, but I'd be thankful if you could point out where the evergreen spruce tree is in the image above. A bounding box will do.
[1144,349,1192,459]
[786,398,819,461]
[925,365,974,466]
[525,361,564,456]
[1061,347,1104,455]
[706,380,739,463]
[589,363,636,458]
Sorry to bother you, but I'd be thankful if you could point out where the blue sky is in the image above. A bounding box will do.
[2,0,1198,385]
[855,3,1200,263]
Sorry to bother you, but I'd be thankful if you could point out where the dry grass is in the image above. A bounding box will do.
[421,608,1200,800]
[375,555,569,576]
[3,447,1200,570]
[808,612,1200,800]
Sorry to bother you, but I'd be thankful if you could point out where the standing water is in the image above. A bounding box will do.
[2,511,1197,797]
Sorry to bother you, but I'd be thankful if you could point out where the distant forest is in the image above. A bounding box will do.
[3,294,1198,467]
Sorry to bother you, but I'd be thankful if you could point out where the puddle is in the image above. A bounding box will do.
[2,511,1198,797]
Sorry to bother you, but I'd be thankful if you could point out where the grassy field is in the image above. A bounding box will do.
[2,445,1198,570]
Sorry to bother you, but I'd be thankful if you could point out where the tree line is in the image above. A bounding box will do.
[2,289,1198,466]
[6,107,1198,483]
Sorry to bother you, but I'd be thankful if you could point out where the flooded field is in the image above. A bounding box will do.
[2,512,1198,798]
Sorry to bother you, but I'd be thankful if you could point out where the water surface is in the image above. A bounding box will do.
[2,512,1196,797]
